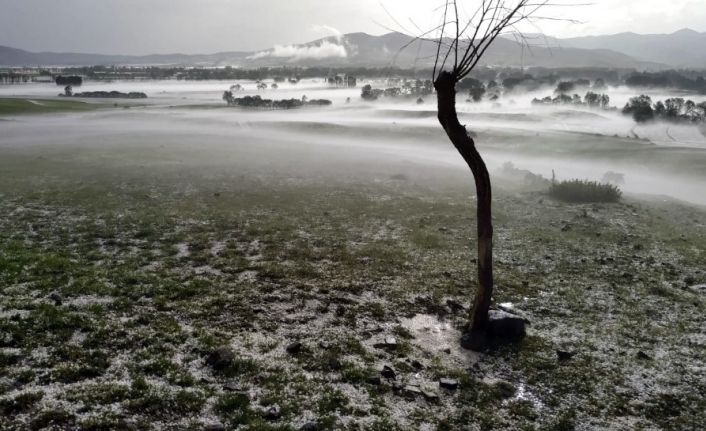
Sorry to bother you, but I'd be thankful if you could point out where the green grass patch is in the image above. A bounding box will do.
[0,98,104,115]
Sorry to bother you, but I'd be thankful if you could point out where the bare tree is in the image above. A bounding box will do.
[430,0,551,347]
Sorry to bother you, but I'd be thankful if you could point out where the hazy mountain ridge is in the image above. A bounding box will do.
[3,29,702,69]
[541,28,706,68]
[0,45,251,67]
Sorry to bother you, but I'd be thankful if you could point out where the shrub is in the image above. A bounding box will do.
[549,179,622,203]
[55,75,83,86]
[623,95,654,122]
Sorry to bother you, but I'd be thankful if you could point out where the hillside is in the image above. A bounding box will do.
[0,45,250,67]
[554,28,706,69]
[0,31,665,70]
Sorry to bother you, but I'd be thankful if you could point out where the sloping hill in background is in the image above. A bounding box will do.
[0,45,250,67]
[1,29,691,70]
[554,29,706,69]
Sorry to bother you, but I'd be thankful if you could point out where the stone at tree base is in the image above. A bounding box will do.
[300,422,319,431]
[487,310,527,338]
[461,309,528,351]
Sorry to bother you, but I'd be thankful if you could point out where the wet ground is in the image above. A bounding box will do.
[0,81,705,429]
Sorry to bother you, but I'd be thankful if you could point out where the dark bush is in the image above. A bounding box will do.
[549,179,622,203]
[70,91,147,99]
[225,95,331,109]
[55,75,83,86]
[623,95,654,123]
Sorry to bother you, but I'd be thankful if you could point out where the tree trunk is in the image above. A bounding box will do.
[434,71,494,333]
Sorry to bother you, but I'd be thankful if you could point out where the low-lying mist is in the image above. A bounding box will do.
[1,79,705,205]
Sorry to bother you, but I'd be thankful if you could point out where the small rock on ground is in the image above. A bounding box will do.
[205,347,234,370]
[286,341,302,355]
[439,378,459,390]
[301,422,319,431]
[380,365,396,380]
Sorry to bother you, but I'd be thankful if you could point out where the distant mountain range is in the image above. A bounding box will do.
[0,45,251,68]
[1,29,705,70]
[545,29,706,69]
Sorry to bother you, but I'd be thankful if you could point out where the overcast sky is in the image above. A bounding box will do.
[1,0,705,54]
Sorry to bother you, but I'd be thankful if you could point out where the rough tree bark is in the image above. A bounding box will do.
[434,71,494,333]
[401,0,550,347]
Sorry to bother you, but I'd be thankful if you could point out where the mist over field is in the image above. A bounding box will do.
[1,1,705,430]
[3,80,705,204]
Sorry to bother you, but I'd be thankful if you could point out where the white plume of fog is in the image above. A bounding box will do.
[311,24,343,42]
[248,40,347,60]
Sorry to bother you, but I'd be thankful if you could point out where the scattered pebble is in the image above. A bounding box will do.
[439,378,459,390]
[205,347,234,370]
[286,341,302,355]
[48,291,62,306]
[636,351,652,360]
[381,365,396,380]
[263,404,281,420]
[556,350,576,362]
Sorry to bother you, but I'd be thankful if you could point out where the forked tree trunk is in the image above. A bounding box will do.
[434,71,494,333]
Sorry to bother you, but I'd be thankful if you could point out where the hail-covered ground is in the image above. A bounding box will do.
[0,81,705,430]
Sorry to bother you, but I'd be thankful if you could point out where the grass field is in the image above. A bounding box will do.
[0,132,704,430]
[0,98,109,116]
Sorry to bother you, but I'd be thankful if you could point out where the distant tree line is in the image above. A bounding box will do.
[360,80,434,102]
[359,75,616,105]
[532,91,611,109]
[222,92,331,109]
[49,65,637,87]
[36,66,706,96]
[623,95,706,123]
[625,71,706,94]
[70,91,147,99]
[59,85,146,99]
[59,66,434,81]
